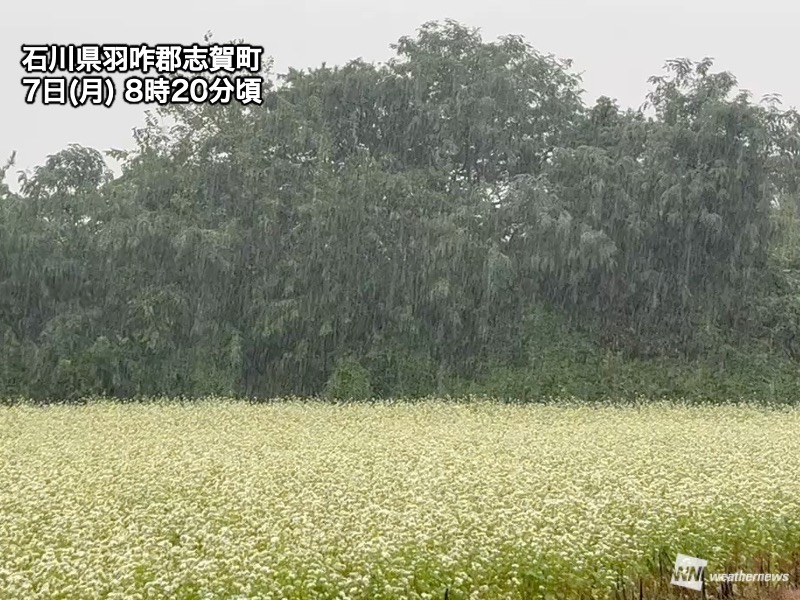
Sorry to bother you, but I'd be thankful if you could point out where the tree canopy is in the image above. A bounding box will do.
[3,20,800,401]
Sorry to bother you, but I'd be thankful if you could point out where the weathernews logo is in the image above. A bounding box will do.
[671,553,790,591]
[671,554,707,591]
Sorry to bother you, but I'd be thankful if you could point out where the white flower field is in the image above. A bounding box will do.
[1,399,798,599]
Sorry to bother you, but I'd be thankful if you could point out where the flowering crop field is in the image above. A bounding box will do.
[1,399,799,600]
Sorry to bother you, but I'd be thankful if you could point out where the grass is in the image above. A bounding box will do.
[0,397,799,599]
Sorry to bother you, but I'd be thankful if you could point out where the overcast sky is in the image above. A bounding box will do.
[2,0,799,191]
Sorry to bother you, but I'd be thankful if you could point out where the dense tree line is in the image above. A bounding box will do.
[2,21,800,401]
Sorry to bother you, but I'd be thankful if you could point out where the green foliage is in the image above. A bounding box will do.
[2,23,800,402]
[324,357,373,400]
[363,344,438,398]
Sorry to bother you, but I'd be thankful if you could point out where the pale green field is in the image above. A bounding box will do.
[1,399,799,599]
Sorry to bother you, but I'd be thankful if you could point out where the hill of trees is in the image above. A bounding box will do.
[3,21,800,402]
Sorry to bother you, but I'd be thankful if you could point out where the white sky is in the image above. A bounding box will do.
[2,0,799,191]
